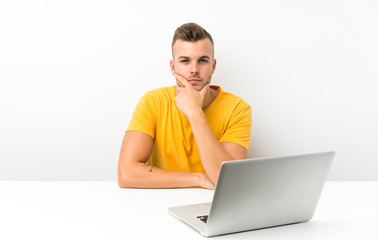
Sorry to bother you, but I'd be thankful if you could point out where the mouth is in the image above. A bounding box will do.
[188,79,201,83]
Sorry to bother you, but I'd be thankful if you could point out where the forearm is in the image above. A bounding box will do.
[118,162,204,189]
[187,110,235,184]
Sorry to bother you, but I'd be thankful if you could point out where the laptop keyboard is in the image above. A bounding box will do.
[197,215,208,223]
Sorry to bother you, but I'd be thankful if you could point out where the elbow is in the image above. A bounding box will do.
[118,175,127,188]
[118,170,135,188]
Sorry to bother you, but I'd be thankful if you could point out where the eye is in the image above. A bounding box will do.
[199,59,208,63]
[180,59,189,63]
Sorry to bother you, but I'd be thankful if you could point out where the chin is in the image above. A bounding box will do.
[192,85,204,91]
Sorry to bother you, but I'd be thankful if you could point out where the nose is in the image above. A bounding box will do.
[190,62,199,75]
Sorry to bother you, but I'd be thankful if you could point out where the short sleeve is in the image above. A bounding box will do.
[126,92,156,138]
[219,101,252,150]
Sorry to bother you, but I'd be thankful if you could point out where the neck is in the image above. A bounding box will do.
[202,87,218,109]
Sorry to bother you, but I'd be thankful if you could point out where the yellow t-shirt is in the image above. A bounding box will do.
[127,85,252,172]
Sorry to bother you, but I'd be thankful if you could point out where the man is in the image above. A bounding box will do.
[118,23,251,189]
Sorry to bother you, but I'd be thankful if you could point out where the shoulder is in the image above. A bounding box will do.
[215,86,251,111]
[141,86,175,103]
[145,86,174,95]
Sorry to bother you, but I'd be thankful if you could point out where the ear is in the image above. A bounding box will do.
[212,59,217,74]
[170,59,175,75]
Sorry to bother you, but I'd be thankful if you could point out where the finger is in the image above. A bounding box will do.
[175,73,190,87]
[174,73,191,88]
[199,82,210,97]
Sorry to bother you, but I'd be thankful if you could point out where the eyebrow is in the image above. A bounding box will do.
[178,55,211,59]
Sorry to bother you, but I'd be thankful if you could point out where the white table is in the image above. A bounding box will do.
[0,181,377,239]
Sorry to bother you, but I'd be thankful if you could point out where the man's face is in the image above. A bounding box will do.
[170,38,216,91]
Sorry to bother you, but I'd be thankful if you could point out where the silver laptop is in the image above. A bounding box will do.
[168,151,335,237]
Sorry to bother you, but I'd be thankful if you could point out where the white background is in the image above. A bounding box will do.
[0,0,377,181]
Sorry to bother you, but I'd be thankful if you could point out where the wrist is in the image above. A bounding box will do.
[197,173,205,188]
[193,172,204,188]
[187,108,204,122]
[194,172,203,187]
[196,172,215,190]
